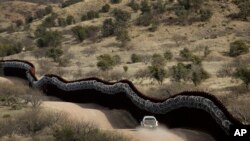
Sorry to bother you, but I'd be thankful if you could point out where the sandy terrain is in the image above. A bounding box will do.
[0,77,13,84]
[42,101,214,141]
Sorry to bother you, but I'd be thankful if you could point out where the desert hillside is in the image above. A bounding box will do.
[0,0,249,124]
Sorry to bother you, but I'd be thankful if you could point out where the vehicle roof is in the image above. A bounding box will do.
[143,116,156,119]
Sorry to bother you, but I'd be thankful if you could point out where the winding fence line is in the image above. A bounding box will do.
[0,60,242,141]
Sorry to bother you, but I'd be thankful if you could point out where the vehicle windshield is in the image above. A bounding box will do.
[144,118,156,125]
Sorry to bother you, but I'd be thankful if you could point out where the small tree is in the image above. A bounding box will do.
[15,20,23,28]
[229,40,249,57]
[136,13,153,26]
[191,64,209,86]
[149,65,167,84]
[42,14,57,27]
[102,18,115,37]
[234,67,250,88]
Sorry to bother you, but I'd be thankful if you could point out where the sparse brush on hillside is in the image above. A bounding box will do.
[35,6,53,19]
[97,54,121,71]
[234,67,250,89]
[111,0,122,4]
[81,10,99,21]
[72,25,100,42]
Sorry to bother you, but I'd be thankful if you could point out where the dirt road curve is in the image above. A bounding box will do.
[43,101,215,141]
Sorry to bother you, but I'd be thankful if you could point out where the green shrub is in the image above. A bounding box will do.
[72,25,100,42]
[42,14,57,27]
[164,50,173,60]
[151,53,165,67]
[177,0,203,10]
[62,0,82,8]
[0,44,22,58]
[111,0,122,4]
[131,54,142,63]
[140,0,151,13]
[46,48,63,62]
[153,0,166,14]
[148,65,167,84]
[101,4,111,13]
[136,13,153,26]
[102,18,115,37]
[191,64,209,86]
[36,30,63,47]
[234,67,250,88]
[71,26,87,42]
[66,15,75,25]
[112,55,121,65]
[123,66,128,72]
[229,40,249,57]
[81,10,99,21]
[25,16,34,24]
[15,20,23,27]
[200,9,212,21]
[58,18,67,27]
[97,54,116,71]
[112,9,131,23]
[115,26,130,47]
[171,63,192,82]
[179,48,194,61]
[175,6,189,21]
[128,0,140,12]
[35,6,53,19]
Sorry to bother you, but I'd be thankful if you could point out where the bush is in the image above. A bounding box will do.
[148,65,167,84]
[36,30,63,47]
[200,9,212,21]
[234,67,250,88]
[111,0,122,4]
[136,13,153,26]
[115,26,130,47]
[123,66,128,72]
[175,6,189,22]
[35,6,53,19]
[72,25,100,42]
[112,55,121,65]
[179,48,194,61]
[112,9,131,23]
[233,0,250,20]
[15,20,23,27]
[164,50,173,60]
[46,48,63,62]
[191,64,209,86]
[82,10,99,21]
[0,44,22,58]
[58,18,67,26]
[97,54,117,71]
[152,0,166,14]
[229,40,249,57]
[62,0,82,8]
[140,0,151,13]
[128,0,140,12]
[42,14,57,27]
[177,0,203,10]
[102,18,115,37]
[66,15,75,25]
[151,53,165,67]
[171,63,192,82]
[101,4,111,13]
[25,16,34,24]
[71,26,87,42]
[131,54,142,63]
